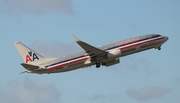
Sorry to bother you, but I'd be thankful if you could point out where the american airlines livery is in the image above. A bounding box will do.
[15,34,168,74]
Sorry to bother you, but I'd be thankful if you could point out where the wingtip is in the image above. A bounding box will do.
[71,34,80,42]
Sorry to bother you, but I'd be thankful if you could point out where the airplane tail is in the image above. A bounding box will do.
[14,42,44,64]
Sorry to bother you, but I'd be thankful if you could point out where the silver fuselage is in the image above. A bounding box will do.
[29,34,168,74]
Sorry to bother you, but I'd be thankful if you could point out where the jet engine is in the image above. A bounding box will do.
[107,49,122,59]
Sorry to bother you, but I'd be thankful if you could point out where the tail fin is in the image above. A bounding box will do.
[14,42,44,63]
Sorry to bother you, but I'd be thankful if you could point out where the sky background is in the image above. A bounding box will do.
[0,0,179,103]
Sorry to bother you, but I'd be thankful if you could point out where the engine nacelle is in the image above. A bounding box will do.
[107,49,122,59]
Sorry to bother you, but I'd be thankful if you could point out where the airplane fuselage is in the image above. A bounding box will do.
[28,34,168,74]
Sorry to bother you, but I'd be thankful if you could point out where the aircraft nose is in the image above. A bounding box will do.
[164,36,169,41]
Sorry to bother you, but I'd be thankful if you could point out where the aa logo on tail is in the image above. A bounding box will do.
[26,51,39,63]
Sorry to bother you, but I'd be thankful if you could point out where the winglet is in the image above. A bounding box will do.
[72,34,80,42]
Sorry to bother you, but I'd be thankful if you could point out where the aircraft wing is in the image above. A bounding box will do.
[72,34,106,57]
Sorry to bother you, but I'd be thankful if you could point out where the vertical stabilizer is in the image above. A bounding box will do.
[14,42,44,63]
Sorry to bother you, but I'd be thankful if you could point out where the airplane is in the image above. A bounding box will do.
[14,34,168,74]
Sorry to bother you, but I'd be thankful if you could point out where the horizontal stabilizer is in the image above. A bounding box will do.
[20,71,27,74]
[21,63,39,70]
